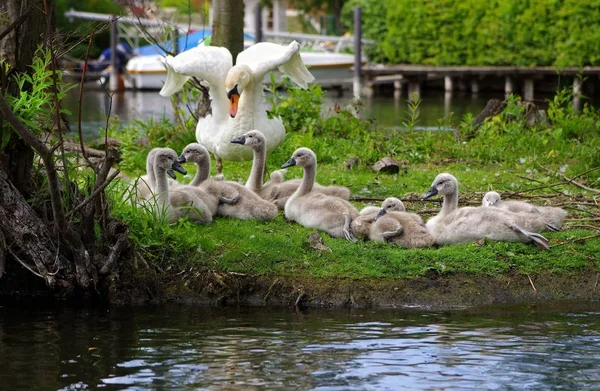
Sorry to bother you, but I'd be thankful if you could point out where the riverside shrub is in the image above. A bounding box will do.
[379,0,600,66]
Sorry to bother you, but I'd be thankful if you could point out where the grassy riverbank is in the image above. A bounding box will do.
[106,86,600,306]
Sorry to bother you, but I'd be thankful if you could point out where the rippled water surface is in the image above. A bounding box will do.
[63,88,493,141]
[1,303,600,390]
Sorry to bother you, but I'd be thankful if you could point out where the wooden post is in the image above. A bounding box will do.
[273,0,281,32]
[407,80,420,101]
[353,6,362,100]
[505,76,514,96]
[471,79,479,96]
[394,79,402,100]
[255,4,263,43]
[573,76,582,96]
[444,91,452,119]
[173,27,179,54]
[109,15,119,92]
[444,76,453,93]
[523,78,534,101]
[573,76,582,111]
[363,73,374,98]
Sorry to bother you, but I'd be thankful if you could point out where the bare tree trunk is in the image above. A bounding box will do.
[0,168,73,290]
[332,0,343,35]
[211,0,245,62]
[0,0,130,297]
[0,0,50,195]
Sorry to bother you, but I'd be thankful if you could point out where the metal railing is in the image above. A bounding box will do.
[65,9,374,54]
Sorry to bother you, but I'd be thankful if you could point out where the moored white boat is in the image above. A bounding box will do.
[125,36,363,90]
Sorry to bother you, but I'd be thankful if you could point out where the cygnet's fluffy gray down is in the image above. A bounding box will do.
[482,191,567,230]
[179,143,278,221]
[351,197,406,240]
[230,130,351,210]
[424,173,549,250]
[281,147,358,242]
[152,148,214,224]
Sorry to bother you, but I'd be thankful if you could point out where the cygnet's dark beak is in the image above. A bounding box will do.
[178,154,187,163]
[171,160,187,175]
[281,157,296,169]
[422,186,438,200]
[230,136,246,145]
[374,208,386,221]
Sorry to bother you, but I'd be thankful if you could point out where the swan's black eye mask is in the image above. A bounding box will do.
[227,85,239,99]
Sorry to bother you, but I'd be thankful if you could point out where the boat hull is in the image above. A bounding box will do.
[124,51,362,90]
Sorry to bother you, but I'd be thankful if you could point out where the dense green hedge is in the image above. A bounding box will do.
[345,0,600,66]
[341,0,390,63]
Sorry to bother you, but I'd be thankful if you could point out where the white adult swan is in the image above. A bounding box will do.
[159,41,314,173]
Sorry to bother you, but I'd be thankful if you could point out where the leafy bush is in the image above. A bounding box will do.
[267,79,383,164]
[108,114,196,176]
[3,49,74,147]
[379,0,600,66]
[341,0,390,63]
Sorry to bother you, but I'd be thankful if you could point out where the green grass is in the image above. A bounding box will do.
[108,159,600,281]
[105,86,600,282]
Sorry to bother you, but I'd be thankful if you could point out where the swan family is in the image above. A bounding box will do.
[134,129,566,251]
[132,41,568,251]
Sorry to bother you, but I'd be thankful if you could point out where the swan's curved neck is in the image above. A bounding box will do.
[154,165,170,209]
[236,78,263,128]
[146,153,156,189]
[190,157,211,186]
[247,143,266,192]
[441,189,458,217]
[297,162,316,196]
[209,85,230,121]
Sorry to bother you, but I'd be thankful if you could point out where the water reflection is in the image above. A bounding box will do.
[63,87,498,142]
[1,303,600,390]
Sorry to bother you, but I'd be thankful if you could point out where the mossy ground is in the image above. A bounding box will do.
[110,142,600,282]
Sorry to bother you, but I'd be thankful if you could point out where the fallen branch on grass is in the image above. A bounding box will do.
[550,233,600,248]
[561,174,600,194]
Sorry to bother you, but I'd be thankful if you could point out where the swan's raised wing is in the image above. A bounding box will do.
[236,41,315,88]
[159,46,233,97]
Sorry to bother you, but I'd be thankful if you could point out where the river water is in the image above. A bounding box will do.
[63,87,494,141]
[1,302,600,390]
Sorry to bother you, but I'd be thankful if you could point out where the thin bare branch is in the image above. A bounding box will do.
[0,5,33,42]
[100,234,128,275]
[551,233,600,248]
[0,91,67,233]
[77,29,98,172]
[43,0,73,204]
[68,169,120,218]
[561,174,600,194]
[567,224,600,231]
[103,92,113,150]
[7,247,44,280]
[527,274,537,293]
[0,229,5,279]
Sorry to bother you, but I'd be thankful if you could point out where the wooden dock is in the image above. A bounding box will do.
[361,64,600,101]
